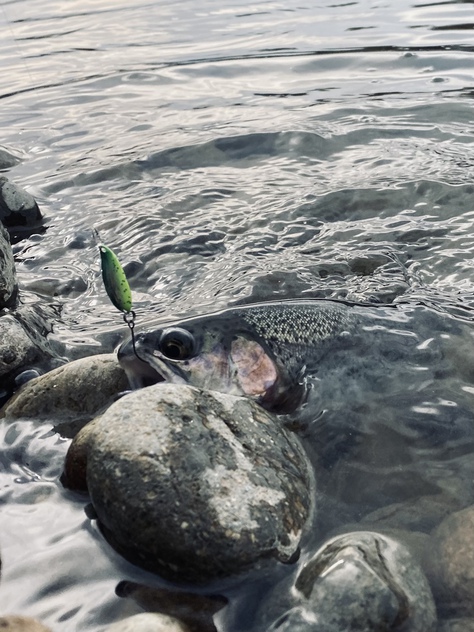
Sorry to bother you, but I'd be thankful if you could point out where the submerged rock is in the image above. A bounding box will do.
[116,581,227,632]
[0,147,21,170]
[104,613,190,632]
[81,383,313,583]
[3,354,129,437]
[0,616,52,631]
[438,619,474,632]
[425,505,474,616]
[0,221,17,308]
[260,531,436,632]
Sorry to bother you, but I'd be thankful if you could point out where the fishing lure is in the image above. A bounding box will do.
[95,231,143,361]
[99,243,133,314]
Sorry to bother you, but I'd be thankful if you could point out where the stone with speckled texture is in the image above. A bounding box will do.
[84,383,313,583]
[0,220,17,308]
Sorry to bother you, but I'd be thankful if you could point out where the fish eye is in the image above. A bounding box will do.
[158,328,196,361]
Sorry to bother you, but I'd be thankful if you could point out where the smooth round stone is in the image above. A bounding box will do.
[0,616,52,631]
[85,383,313,583]
[425,505,474,615]
[104,613,189,632]
[3,354,129,436]
[14,368,41,387]
[63,416,101,490]
[261,531,436,632]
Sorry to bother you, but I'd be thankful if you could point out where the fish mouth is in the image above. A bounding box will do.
[118,341,165,389]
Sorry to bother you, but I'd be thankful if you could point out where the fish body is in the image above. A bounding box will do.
[120,298,474,522]
[118,299,404,413]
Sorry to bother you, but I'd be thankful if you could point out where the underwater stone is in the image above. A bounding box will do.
[0,616,52,631]
[260,531,436,632]
[104,613,190,632]
[116,581,227,632]
[437,618,474,632]
[0,147,21,170]
[85,383,313,583]
[426,505,474,616]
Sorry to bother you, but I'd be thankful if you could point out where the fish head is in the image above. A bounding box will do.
[118,310,306,413]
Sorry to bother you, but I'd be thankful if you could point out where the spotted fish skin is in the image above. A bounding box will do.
[238,302,350,346]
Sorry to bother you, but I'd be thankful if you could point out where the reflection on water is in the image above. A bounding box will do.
[1,0,474,629]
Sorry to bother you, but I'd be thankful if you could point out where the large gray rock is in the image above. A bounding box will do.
[259,531,436,632]
[0,221,17,307]
[82,383,313,583]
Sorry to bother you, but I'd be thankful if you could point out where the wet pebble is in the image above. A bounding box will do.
[0,317,34,376]
[81,383,313,582]
[0,221,17,308]
[0,616,52,631]
[425,504,474,616]
[2,354,129,437]
[116,581,227,632]
[260,531,436,632]
[0,147,21,170]
[0,177,42,229]
[62,416,100,490]
[104,613,190,632]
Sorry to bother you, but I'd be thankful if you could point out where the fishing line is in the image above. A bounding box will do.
[123,310,141,360]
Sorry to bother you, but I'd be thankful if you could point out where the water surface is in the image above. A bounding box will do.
[1,0,474,629]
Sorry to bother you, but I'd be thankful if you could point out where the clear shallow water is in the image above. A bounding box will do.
[1,0,474,629]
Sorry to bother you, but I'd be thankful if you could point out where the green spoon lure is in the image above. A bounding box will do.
[95,231,143,362]
[99,243,133,314]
